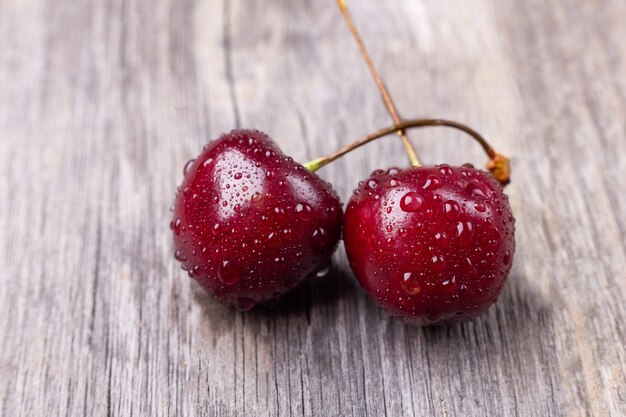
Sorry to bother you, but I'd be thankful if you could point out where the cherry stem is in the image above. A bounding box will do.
[337,0,422,167]
[303,118,511,185]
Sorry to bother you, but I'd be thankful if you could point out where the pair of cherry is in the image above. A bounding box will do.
[170,1,515,325]
[170,122,514,325]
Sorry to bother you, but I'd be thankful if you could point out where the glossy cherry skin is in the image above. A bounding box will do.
[343,165,515,325]
[171,130,343,310]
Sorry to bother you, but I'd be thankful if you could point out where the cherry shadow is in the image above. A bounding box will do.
[191,264,356,322]
[415,270,560,411]
[263,267,355,318]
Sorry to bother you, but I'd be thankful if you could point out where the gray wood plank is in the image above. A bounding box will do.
[0,0,624,416]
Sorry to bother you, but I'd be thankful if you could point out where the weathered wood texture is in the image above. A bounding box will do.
[1,0,624,416]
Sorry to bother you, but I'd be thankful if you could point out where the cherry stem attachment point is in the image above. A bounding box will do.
[303,118,511,185]
[337,0,422,167]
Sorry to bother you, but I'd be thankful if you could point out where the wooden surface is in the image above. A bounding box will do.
[1,0,625,416]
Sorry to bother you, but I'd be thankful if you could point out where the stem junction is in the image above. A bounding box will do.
[304,118,511,186]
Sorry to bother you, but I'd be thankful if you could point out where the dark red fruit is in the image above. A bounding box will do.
[343,164,515,325]
[171,130,343,310]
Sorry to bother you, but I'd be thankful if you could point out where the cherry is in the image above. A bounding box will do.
[343,164,515,324]
[330,4,514,323]
[171,130,343,310]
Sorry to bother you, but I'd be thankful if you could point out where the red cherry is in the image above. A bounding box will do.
[171,130,343,310]
[343,164,515,325]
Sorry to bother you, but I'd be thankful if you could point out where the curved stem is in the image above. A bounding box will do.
[337,0,422,167]
[304,118,511,185]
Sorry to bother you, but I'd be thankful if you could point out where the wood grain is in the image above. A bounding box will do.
[1,0,624,416]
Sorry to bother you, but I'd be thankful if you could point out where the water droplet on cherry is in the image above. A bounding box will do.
[274,257,286,270]
[400,192,424,212]
[463,257,477,277]
[366,179,379,189]
[422,174,441,190]
[434,231,448,248]
[312,227,329,247]
[466,181,491,199]
[438,164,453,176]
[456,221,474,246]
[218,260,241,285]
[474,202,487,212]
[400,272,421,295]
[431,255,446,271]
[441,275,458,292]
[295,202,313,219]
[503,250,511,265]
[171,218,182,235]
[183,159,195,176]
[444,200,460,221]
